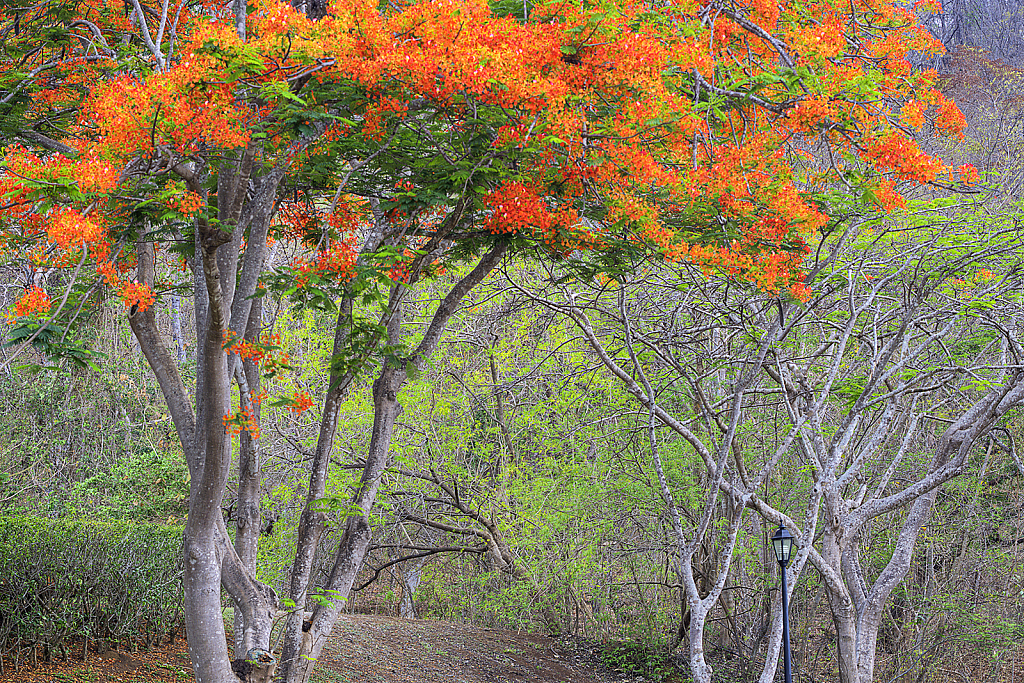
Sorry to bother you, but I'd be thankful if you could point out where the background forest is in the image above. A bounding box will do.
[1,0,1024,681]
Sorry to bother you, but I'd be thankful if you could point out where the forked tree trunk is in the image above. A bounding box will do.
[822,483,944,683]
[134,174,506,683]
[276,362,406,682]
[819,371,1024,683]
[131,173,281,682]
[275,242,508,683]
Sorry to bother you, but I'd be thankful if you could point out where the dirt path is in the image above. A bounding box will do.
[313,615,625,683]
[0,615,633,683]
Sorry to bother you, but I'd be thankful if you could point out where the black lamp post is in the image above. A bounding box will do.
[771,524,796,683]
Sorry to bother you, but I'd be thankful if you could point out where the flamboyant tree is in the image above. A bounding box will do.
[0,0,971,681]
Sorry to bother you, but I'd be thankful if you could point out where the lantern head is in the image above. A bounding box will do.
[772,524,795,567]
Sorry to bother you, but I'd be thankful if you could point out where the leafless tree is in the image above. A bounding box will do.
[509,209,1024,683]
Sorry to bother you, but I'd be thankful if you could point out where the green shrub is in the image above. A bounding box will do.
[0,515,183,658]
[602,640,682,682]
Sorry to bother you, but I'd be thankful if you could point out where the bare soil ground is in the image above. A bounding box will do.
[0,615,644,683]
[5,617,1013,683]
[311,614,632,683]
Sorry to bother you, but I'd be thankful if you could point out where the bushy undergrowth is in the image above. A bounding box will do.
[0,516,184,661]
[602,640,682,682]
[0,325,189,522]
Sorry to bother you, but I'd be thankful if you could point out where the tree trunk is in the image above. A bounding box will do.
[820,369,1024,683]
[184,242,235,683]
[277,300,358,678]
[234,298,264,656]
[171,295,187,364]
[276,362,406,683]
[184,529,236,683]
[399,560,424,619]
[684,512,744,683]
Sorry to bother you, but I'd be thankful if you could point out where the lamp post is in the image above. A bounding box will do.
[771,524,795,683]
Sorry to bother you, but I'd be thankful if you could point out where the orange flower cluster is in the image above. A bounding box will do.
[422,259,446,278]
[387,260,411,283]
[482,182,581,250]
[287,390,313,413]
[223,331,293,378]
[789,281,812,302]
[9,286,51,321]
[119,281,156,312]
[290,238,359,288]
[223,409,260,439]
[749,216,792,243]
[94,252,157,313]
[96,260,118,287]
[492,124,532,150]
[861,133,943,183]
[958,164,980,184]
[688,243,808,295]
[935,97,967,136]
[789,22,845,60]
[165,189,204,216]
[874,180,907,212]
[252,0,303,35]
[47,208,105,249]
[714,18,742,43]
[0,0,974,315]
[900,101,926,130]
[362,97,410,141]
[483,183,544,235]
[275,195,364,241]
[275,203,319,238]
[259,342,291,378]
[326,201,366,233]
[787,98,838,134]
[85,51,250,161]
[946,268,997,299]
[6,147,121,196]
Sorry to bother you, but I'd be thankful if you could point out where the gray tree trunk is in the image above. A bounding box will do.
[171,295,187,364]
[810,365,1024,683]
[183,235,238,683]
[234,297,265,656]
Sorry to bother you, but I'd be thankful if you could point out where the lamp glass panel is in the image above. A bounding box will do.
[772,536,785,563]
[771,527,795,565]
